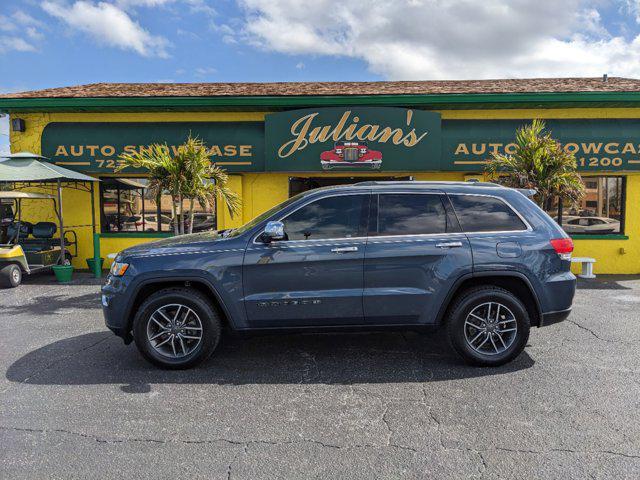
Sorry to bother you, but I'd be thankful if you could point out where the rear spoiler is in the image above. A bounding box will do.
[515,188,537,198]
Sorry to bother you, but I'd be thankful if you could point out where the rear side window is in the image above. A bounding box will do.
[449,195,526,232]
[376,194,447,236]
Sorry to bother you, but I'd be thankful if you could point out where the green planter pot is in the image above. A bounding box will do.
[52,265,74,283]
[86,257,104,272]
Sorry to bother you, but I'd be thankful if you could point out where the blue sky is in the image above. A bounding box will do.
[2,0,640,154]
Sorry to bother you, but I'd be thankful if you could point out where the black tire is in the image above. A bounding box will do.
[0,264,22,288]
[132,287,221,369]
[446,286,530,367]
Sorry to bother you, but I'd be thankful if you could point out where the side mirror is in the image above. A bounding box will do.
[262,221,285,243]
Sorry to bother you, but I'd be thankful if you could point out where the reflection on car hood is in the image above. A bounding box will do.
[118,231,222,258]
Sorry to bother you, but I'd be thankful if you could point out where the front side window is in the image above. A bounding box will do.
[282,194,367,241]
[546,176,624,236]
[449,195,526,232]
[376,194,447,236]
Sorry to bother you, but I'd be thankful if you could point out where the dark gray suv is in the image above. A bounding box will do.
[102,181,576,369]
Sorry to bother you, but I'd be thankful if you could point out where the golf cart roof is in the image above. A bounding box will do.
[0,152,98,183]
[0,191,55,200]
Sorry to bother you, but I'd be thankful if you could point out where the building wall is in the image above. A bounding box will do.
[8,109,640,274]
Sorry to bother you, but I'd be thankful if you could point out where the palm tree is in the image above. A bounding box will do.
[485,119,585,210]
[117,135,241,235]
[177,136,241,234]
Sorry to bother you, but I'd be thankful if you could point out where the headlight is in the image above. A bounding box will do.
[110,261,129,277]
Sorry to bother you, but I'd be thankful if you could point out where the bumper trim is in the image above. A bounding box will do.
[540,308,572,327]
[107,325,133,344]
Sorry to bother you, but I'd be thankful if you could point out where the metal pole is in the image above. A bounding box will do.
[90,182,100,278]
[557,197,563,227]
[56,179,66,264]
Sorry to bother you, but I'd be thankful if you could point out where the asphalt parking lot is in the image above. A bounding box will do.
[1,273,639,479]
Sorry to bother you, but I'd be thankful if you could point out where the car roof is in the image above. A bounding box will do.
[299,181,532,196]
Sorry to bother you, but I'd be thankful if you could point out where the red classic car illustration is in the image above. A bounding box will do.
[320,141,382,170]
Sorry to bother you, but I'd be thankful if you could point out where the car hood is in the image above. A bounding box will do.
[117,231,225,258]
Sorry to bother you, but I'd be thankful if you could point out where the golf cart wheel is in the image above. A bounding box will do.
[446,286,530,367]
[132,287,221,369]
[0,264,22,288]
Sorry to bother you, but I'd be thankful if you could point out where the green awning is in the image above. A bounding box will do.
[0,152,98,183]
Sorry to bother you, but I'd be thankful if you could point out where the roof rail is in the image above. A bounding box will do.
[353,180,503,187]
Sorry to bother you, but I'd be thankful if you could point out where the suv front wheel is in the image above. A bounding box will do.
[446,286,530,367]
[132,287,221,369]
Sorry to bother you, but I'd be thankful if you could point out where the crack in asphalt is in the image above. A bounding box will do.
[493,445,640,460]
[565,319,631,345]
[4,424,638,472]
[381,405,392,447]
[0,425,419,454]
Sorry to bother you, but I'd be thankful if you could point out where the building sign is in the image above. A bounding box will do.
[443,119,640,171]
[40,116,640,175]
[41,122,265,173]
[265,107,442,172]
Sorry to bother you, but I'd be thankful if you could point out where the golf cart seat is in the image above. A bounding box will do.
[20,222,59,252]
[6,221,32,243]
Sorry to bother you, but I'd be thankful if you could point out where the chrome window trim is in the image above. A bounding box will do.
[251,189,533,246]
[447,192,533,233]
[251,191,371,245]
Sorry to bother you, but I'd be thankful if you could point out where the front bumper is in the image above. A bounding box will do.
[540,308,572,327]
[321,160,381,170]
[101,274,134,344]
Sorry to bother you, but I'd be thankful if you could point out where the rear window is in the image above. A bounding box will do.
[376,194,447,236]
[449,194,526,232]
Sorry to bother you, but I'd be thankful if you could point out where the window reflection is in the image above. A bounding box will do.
[547,176,623,235]
[377,194,446,235]
[282,195,365,240]
[100,178,215,234]
[449,195,526,232]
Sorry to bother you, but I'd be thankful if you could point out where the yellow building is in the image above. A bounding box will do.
[1,78,639,274]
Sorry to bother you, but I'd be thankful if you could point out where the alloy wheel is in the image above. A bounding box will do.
[463,302,518,356]
[146,303,203,359]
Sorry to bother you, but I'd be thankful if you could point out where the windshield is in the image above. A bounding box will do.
[223,192,306,238]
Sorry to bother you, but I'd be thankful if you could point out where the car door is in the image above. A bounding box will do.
[243,192,370,328]
[363,192,473,325]
[447,193,534,273]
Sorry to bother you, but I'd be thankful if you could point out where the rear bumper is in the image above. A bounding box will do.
[540,308,572,327]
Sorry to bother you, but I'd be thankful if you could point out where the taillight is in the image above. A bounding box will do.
[550,238,574,260]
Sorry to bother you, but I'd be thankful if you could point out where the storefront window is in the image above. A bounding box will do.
[547,176,625,236]
[99,178,216,234]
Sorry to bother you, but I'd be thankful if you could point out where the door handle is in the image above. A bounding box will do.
[331,246,359,253]
[435,241,463,249]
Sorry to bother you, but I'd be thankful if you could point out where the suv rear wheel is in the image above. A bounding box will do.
[132,287,221,369]
[446,286,530,367]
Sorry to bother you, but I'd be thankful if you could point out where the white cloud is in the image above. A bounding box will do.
[0,37,37,54]
[195,66,217,77]
[295,61,304,69]
[233,0,640,79]
[0,9,45,53]
[42,1,171,58]
[116,0,176,6]
[115,0,216,16]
